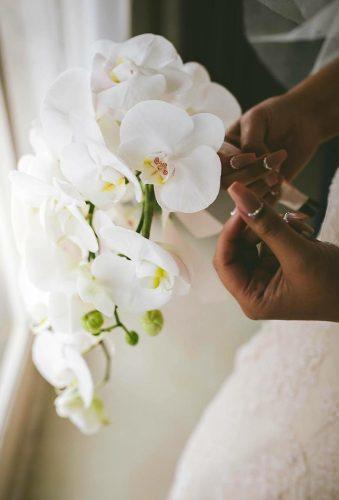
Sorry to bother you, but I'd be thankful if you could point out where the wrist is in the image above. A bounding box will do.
[287,58,339,144]
[286,87,326,145]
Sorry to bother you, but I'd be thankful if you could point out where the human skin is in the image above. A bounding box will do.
[224,56,339,181]
[214,182,339,322]
[214,57,339,322]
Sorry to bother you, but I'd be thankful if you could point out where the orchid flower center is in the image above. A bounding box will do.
[109,57,137,84]
[152,267,168,289]
[102,177,125,192]
[143,152,173,185]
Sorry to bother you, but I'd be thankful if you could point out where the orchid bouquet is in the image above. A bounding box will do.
[10,34,240,434]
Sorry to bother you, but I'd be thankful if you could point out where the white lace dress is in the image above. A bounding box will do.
[169,170,339,500]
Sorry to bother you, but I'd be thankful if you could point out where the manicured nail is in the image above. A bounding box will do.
[263,150,287,171]
[283,211,308,222]
[230,207,237,216]
[228,182,262,216]
[229,153,256,169]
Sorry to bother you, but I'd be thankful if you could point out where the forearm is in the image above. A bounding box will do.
[287,56,339,143]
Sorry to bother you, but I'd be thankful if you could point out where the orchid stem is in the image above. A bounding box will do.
[86,201,97,261]
[100,340,111,386]
[141,184,154,239]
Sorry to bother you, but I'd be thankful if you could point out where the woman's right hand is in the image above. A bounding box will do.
[213,182,339,322]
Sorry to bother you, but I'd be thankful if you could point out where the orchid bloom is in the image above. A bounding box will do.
[55,387,109,435]
[119,100,225,212]
[176,62,241,129]
[91,34,190,120]
[9,132,98,259]
[41,68,141,204]
[85,224,191,314]
[61,141,141,209]
[33,330,94,407]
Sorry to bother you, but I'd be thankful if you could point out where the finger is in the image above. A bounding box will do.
[248,179,271,199]
[239,110,268,155]
[221,150,286,189]
[228,182,309,268]
[225,120,241,146]
[282,212,314,236]
[214,213,251,296]
[263,184,282,206]
[218,141,241,160]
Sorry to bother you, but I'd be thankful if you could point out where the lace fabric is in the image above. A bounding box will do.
[169,171,339,500]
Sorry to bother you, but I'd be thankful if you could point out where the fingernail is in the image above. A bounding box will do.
[229,153,256,169]
[230,207,237,216]
[263,150,287,171]
[283,211,308,222]
[228,182,262,216]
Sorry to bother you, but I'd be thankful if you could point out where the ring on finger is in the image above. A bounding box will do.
[263,156,273,170]
[247,202,264,219]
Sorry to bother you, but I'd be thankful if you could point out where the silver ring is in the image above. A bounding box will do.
[263,157,272,170]
[229,156,240,169]
[247,202,264,218]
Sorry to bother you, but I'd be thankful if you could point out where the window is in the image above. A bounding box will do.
[0,1,130,497]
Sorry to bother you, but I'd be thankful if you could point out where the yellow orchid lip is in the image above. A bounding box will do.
[152,267,167,289]
[102,177,125,192]
[109,71,120,83]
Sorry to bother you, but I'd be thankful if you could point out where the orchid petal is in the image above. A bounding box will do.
[32,331,94,407]
[200,82,241,129]
[41,68,102,154]
[155,145,221,213]
[96,74,166,119]
[119,100,193,164]
[119,34,178,69]
[9,171,54,207]
[179,113,225,154]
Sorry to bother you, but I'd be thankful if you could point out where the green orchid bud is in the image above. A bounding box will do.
[140,309,164,336]
[82,310,104,335]
[125,330,139,346]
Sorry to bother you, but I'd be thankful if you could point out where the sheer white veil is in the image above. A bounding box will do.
[244,0,339,87]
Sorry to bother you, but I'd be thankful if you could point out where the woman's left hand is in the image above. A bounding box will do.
[218,141,286,205]
[213,182,339,322]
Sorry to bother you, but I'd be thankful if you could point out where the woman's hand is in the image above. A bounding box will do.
[218,141,285,204]
[226,92,321,181]
[213,182,339,322]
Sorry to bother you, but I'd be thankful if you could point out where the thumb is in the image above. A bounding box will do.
[228,182,308,268]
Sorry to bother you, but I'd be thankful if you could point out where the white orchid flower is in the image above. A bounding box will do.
[87,224,190,314]
[76,264,115,318]
[10,146,98,259]
[48,290,100,339]
[19,266,49,328]
[41,68,142,203]
[55,387,109,435]
[24,227,82,293]
[176,62,241,129]
[119,100,225,213]
[41,68,103,155]
[60,140,142,209]
[91,34,190,120]
[33,330,94,407]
